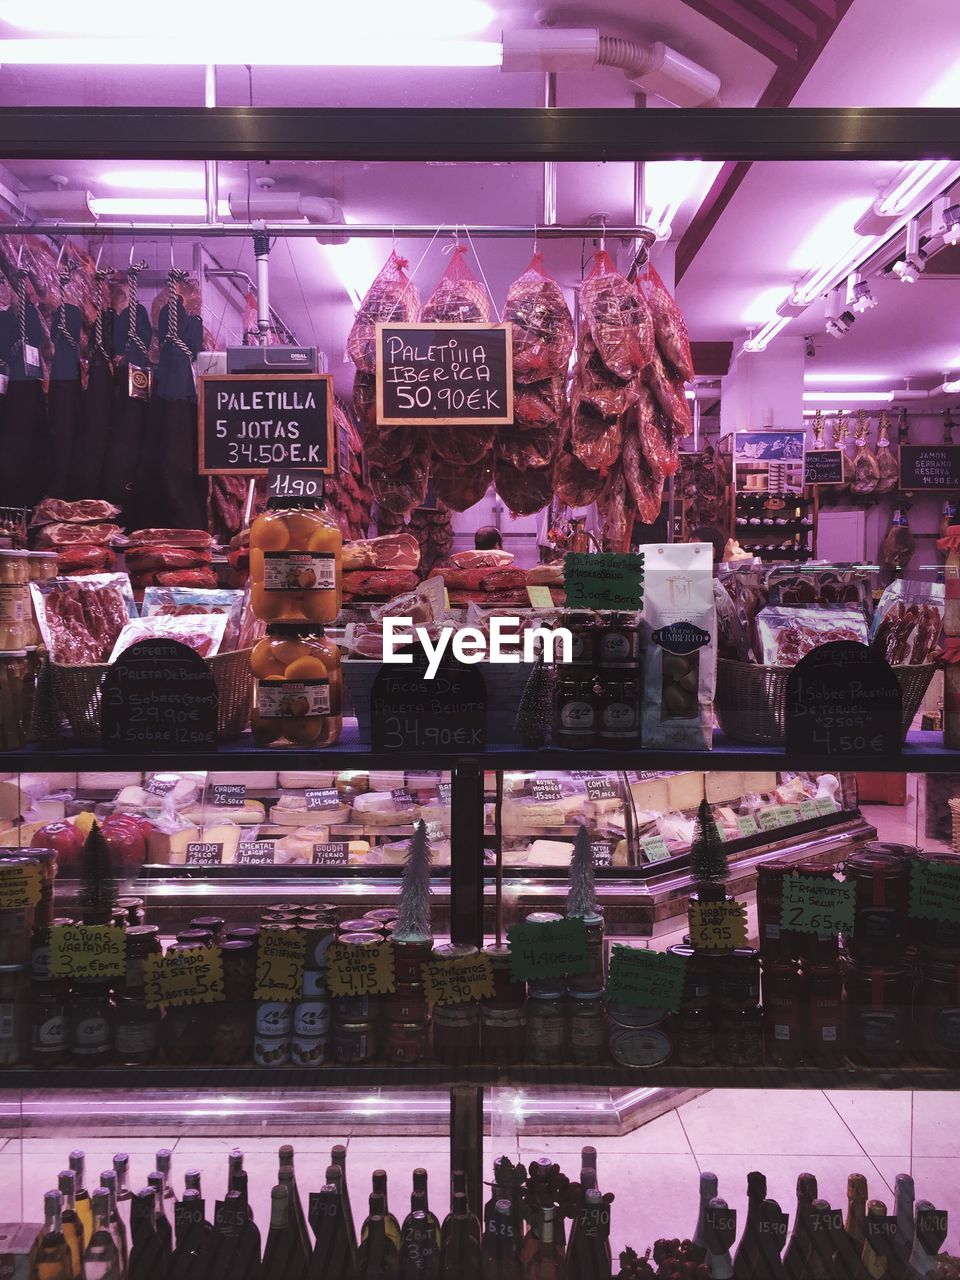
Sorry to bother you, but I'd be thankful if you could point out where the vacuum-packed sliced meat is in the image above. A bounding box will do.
[640,261,694,382]
[125,545,212,572]
[431,457,493,512]
[31,497,121,527]
[450,549,514,570]
[428,566,489,592]
[135,569,218,589]
[56,546,117,573]
[342,569,420,599]
[494,458,553,516]
[495,425,558,471]
[430,426,492,466]
[622,422,664,525]
[571,395,622,473]
[580,250,654,381]
[36,522,123,548]
[502,253,574,383]
[347,251,420,374]
[645,349,693,438]
[370,440,431,515]
[514,375,566,427]
[127,528,215,548]
[342,533,420,572]
[553,446,606,508]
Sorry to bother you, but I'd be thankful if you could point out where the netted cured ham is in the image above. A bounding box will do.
[346,251,420,374]
[640,260,694,381]
[494,458,554,516]
[502,253,574,382]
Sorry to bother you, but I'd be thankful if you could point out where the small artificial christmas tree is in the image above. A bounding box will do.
[393,819,433,941]
[79,819,118,925]
[689,798,728,890]
[566,823,601,921]
[514,654,553,748]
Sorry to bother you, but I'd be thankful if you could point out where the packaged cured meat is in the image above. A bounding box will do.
[479,568,527,592]
[766,566,872,612]
[756,606,869,666]
[514,376,566,427]
[526,563,563,586]
[35,522,123,549]
[346,251,420,374]
[495,425,558,471]
[579,250,654,381]
[553,445,606,509]
[125,545,213,572]
[882,508,916,573]
[502,253,574,382]
[428,566,490,592]
[30,573,137,665]
[850,409,881,495]
[871,580,944,665]
[575,332,634,418]
[30,497,121,527]
[448,549,512,571]
[639,260,694,381]
[644,348,693,438]
[421,244,491,324]
[447,588,529,607]
[127,528,215,549]
[432,457,493,512]
[342,569,420,599]
[352,370,379,430]
[148,569,218,589]
[874,410,900,494]
[56,546,117,574]
[429,426,492,466]
[341,533,420,572]
[108,613,228,663]
[494,457,554,516]
[369,439,431,514]
[140,586,245,651]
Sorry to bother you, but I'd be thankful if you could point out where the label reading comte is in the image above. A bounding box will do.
[262,552,337,592]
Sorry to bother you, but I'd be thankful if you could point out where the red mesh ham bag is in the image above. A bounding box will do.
[421,244,491,324]
[639,260,694,381]
[579,250,654,381]
[347,251,420,373]
[502,253,574,383]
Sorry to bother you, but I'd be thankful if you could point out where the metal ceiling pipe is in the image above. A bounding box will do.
[227,191,348,243]
[542,71,557,229]
[3,221,657,239]
[252,231,271,344]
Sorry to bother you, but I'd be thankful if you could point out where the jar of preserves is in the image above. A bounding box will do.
[392,937,434,985]
[189,915,225,941]
[225,926,260,945]
[791,861,843,966]
[70,984,112,1066]
[716,1007,763,1067]
[250,624,342,749]
[177,930,213,948]
[668,944,714,1010]
[560,612,597,667]
[332,993,380,1023]
[30,985,68,1066]
[31,917,73,981]
[0,858,36,965]
[756,861,799,963]
[254,1032,292,1067]
[433,1004,480,1066]
[913,854,960,958]
[517,920,561,996]
[805,965,843,1066]
[256,1001,294,1037]
[294,998,331,1038]
[0,550,30,650]
[843,960,910,1067]
[160,1007,207,1065]
[918,961,960,1065]
[843,850,911,964]
[0,651,27,750]
[596,612,641,670]
[0,964,28,1066]
[568,991,606,1065]
[762,962,804,1067]
[209,1003,253,1065]
[113,995,160,1065]
[481,1007,525,1065]
[482,943,526,1009]
[553,673,597,749]
[291,1033,327,1066]
[525,991,566,1065]
[340,918,381,937]
[384,985,428,1024]
[124,925,161,992]
[333,1020,377,1064]
[384,1020,428,1064]
[596,677,641,747]
[717,949,761,1011]
[608,1021,672,1068]
[20,849,57,928]
[220,940,256,1003]
[675,1007,715,1068]
[115,898,146,927]
[249,498,342,624]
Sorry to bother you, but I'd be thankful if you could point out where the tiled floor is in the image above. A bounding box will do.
[2,1088,955,1261]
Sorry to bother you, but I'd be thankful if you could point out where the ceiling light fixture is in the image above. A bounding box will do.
[0,36,502,66]
[742,314,792,354]
[943,377,960,395]
[941,203,960,246]
[847,272,878,313]
[803,391,896,403]
[891,218,925,283]
[824,287,854,339]
[876,160,950,217]
[804,372,896,384]
[90,196,231,217]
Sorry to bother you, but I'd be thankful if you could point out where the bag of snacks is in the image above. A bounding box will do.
[756,605,868,667]
[502,253,574,383]
[108,613,228,663]
[871,580,944,665]
[346,250,420,373]
[641,543,716,749]
[421,244,491,324]
[140,586,245,651]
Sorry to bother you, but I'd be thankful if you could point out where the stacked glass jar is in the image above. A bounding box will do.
[551,611,642,749]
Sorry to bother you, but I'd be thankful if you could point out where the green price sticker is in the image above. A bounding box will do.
[910,860,960,924]
[758,809,780,832]
[780,874,854,935]
[507,918,589,981]
[799,799,818,821]
[563,551,644,611]
[776,805,799,827]
[606,946,688,1012]
[737,815,759,837]
[641,835,672,863]
[815,795,838,816]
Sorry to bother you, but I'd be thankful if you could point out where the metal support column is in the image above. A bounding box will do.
[449,759,485,949]
[450,1085,484,1219]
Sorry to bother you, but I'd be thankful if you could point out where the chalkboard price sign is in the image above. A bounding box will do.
[198,374,334,475]
[100,639,218,752]
[370,656,486,753]
[804,448,845,485]
[785,640,901,756]
[375,323,513,426]
[899,444,960,491]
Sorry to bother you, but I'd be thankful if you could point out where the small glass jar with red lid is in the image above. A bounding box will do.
[805,965,844,1066]
[761,962,804,1067]
[843,959,911,1067]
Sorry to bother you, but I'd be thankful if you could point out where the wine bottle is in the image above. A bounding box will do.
[262,1184,309,1280]
[858,1200,893,1280]
[441,1194,483,1280]
[847,1177,869,1251]
[527,1162,566,1250]
[227,1172,261,1263]
[783,1174,824,1280]
[522,1205,565,1280]
[308,1183,355,1280]
[57,1170,85,1279]
[732,1172,766,1280]
[704,1197,735,1280]
[482,1200,521,1280]
[324,1164,359,1270]
[893,1175,915,1279]
[566,1188,610,1280]
[332,1146,358,1253]
[69,1152,95,1244]
[372,1172,403,1253]
[83,1189,121,1280]
[907,1201,948,1280]
[754,1199,789,1280]
[279,1146,311,1263]
[357,1215,400,1280]
[692,1173,720,1263]
[579,1150,598,1193]
[171,1188,211,1280]
[227,1151,244,1203]
[36,1191,72,1280]
[211,1189,259,1280]
[184,1172,202,1195]
[147,1173,174,1256]
[113,1156,132,1203]
[157,1152,176,1201]
[400,1208,441,1280]
[128,1188,170,1280]
[412,1171,442,1248]
[99,1171,128,1273]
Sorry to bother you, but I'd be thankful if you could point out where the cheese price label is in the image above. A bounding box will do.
[186,842,223,866]
[143,946,225,1009]
[737,815,759,837]
[0,860,42,910]
[780,874,854,935]
[49,925,126,980]
[591,840,615,868]
[605,945,687,1012]
[507,917,589,981]
[641,835,672,863]
[758,808,780,833]
[325,941,396,997]
[815,795,838,816]
[255,927,306,1002]
[421,953,495,1006]
[799,799,819,821]
[688,900,748,951]
[306,788,340,811]
[526,585,554,609]
[585,777,619,802]
[910,860,960,924]
[776,805,799,827]
[531,779,562,802]
[212,783,246,806]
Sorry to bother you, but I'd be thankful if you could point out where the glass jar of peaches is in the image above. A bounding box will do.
[250,624,342,748]
[249,499,342,624]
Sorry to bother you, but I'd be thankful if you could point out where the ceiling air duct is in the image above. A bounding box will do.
[227,191,348,244]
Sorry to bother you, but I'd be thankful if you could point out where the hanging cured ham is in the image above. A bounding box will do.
[850,408,881,496]
[101,261,154,510]
[45,257,83,501]
[0,267,49,509]
[71,267,114,501]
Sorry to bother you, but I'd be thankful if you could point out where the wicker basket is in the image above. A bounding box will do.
[50,648,253,746]
[715,656,936,746]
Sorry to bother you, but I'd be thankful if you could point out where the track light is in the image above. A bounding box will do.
[943,203,960,246]
[824,287,855,339]
[847,272,877,314]
[891,218,925,283]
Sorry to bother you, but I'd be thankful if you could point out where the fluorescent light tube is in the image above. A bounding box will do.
[0,37,502,65]
[803,391,895,402]
[90,196,231,217]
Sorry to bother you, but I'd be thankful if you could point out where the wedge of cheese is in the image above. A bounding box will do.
[278,771,337,789]
[352,791,420,826]
[705,771,778,804]
[268,802,352,827]
[147,823,245,865]
[79,772,142,791]
[116,776,200,811]
[208,771,277,790]
[273,828,369,865]
[665,773,706,812]
[180,800,266,826]
[369,771,406,793]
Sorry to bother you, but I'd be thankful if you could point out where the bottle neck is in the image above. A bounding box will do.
[44,1197,62,1236]
[270,1190,290,1231]
[91,1196,110,1234]
[540,1210,555,1247]
[410,1191,428,1215]
[58,1177,76,1213]
[69,1154,86,1193]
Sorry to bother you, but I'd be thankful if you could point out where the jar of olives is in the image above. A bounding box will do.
[249,497,342,624]
[250,624,343,748]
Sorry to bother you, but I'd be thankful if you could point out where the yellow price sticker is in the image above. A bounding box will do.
[689,899,748,952]
[0,861,42,910]
[526,585,555,609]
[325,941,396,997]
[421,954,495,1006]
[49,925,126,980]
[143,946,225,1009]
[254,928,306,1002]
